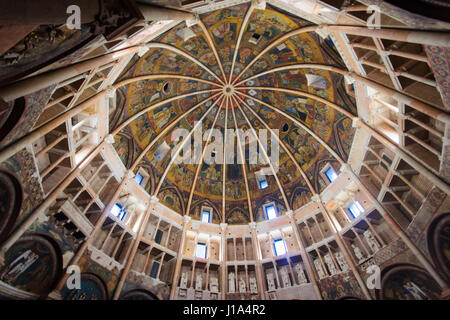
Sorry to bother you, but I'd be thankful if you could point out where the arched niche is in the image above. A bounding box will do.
[377,264,442,300]
[337,296,361,300]
[426,212,450,279]
[0,170,23,244]
[62,273,109,300]
[0,233,63,297]
[120,289,159,300]
[190,199,221,224]
[0,97,25,145]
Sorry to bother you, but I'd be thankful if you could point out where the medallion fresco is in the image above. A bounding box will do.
[0,234,62,296]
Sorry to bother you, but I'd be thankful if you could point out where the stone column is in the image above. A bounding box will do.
[0,139,111,266]
[249,222,266,299]
[220,223,227,299]
[50,172,129,295]
[112,195,158,300]
[285,210,322,299]
[313,198,373,300]
[341,163,448,289]
[169,215,191,300]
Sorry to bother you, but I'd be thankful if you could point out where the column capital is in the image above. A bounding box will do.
[150,195,159,204]
[352,117,362,128]
[126,170,135,180]
[249,222,257,229]
[339,163,352,174]
[137,44,150,57]
[220,223,228,231]
[311,194,321,203]
[105,134,115,144]
[105,85,116,98]
[183,215,192,223]
[251,0,266,10]
[285,210,294,218]
[186,13,200,27]
[344,74,355,84]
[442,136,450,146]
[335,198,345,208]
[315,24,329,39]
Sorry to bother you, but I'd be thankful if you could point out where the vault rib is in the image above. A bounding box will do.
[154,93,225,195]
[231,94,291,212]
[228,4,255,84]
[186,95,225,219]
[147,42,225,85]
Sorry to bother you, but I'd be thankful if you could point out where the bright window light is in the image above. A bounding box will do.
[111,203,122,216]
[150,261,160,279]
[273,239,287,256]
[265,204,277,220]
[201,209,211,223]
[348,201,364,219]
[259,179,268,189]
[111,203,126,221]
[135,173,144,185]
[195,243,207,259]
[325,167,338,183]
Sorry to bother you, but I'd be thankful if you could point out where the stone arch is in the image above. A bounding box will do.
[62,272,109,300]
[0,169,23,244]
[336,296,361,300]
[313,158,340,193]
[113,132,134,169]
[290,186,312,211]
[190,199,221,223]
[139,161,156,195]
[120,288,159,300]
[426,212,450,281]
[226,206,250,225]
[255,195,287,222]
[158,185,186,215]
[0,97,25,145]
[0,232,63,297]
[377,263,442,300]
[333,116,355,161]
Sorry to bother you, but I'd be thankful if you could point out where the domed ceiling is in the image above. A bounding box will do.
[111,3,357,225]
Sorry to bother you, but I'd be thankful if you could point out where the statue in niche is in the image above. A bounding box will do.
[180,272,188,289]
[0,250,38,283]
[209,276,219,292]
[324,253,338,275]
[195,274,203,290]
[239,277,246,293]
[123,204,136,225]
[228,272,235,293]
[352,244,365,262]
[249,276,258,293]
[267,272,276,291]
[335,251,349,272]
[294,263,307,284]
[280,267,291,288]
[314,258,326,279]
[364,230,381,253]
[403,281,430,300]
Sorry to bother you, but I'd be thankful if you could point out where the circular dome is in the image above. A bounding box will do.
[112,3,356,225]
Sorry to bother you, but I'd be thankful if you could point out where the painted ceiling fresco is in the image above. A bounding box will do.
[112,3,356,224]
